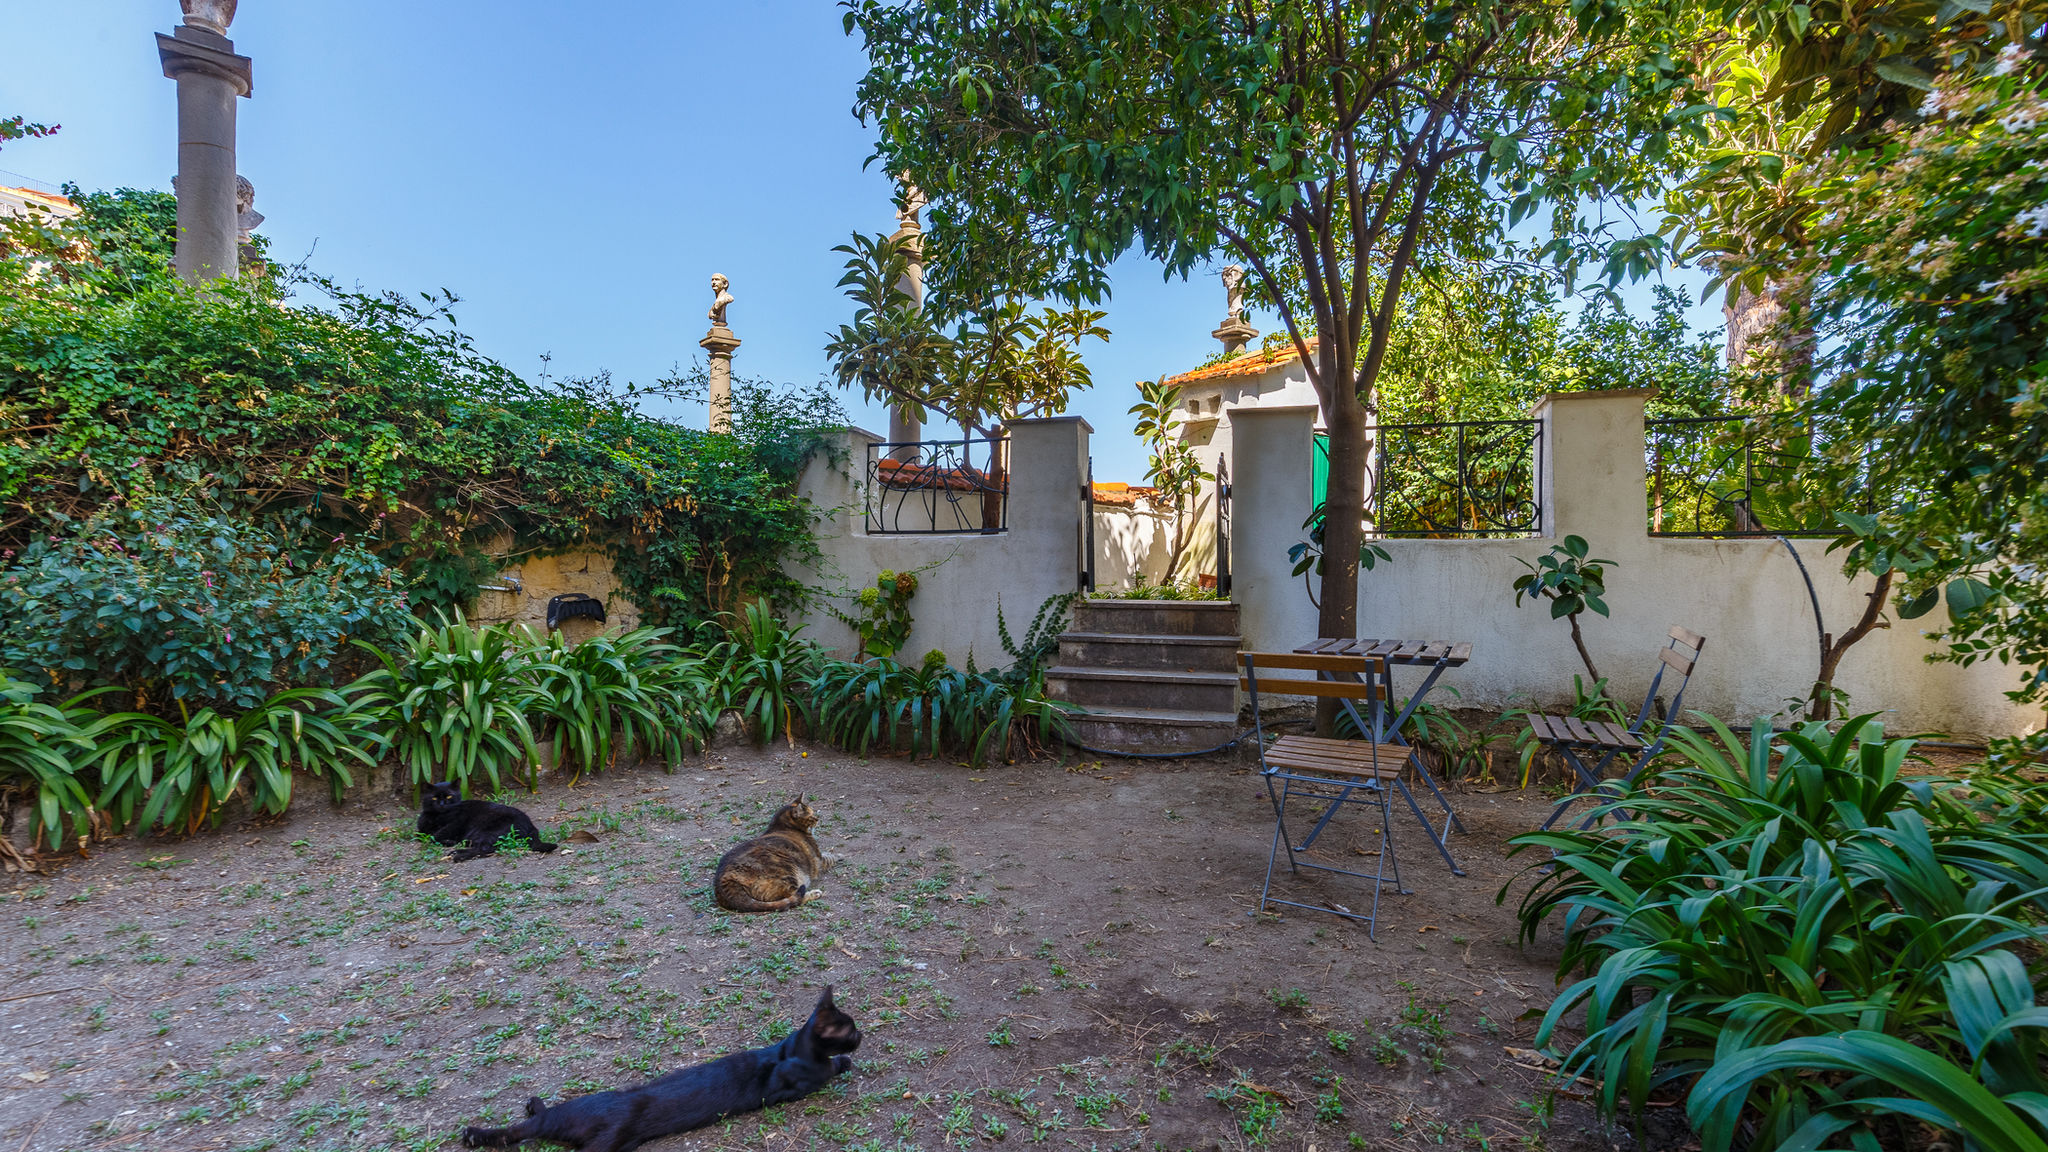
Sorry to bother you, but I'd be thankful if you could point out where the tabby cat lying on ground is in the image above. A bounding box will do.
[461,985,861,1151]
[417,781,557,862]
[713,795,831,912]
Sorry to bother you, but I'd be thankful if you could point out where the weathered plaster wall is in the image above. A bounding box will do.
[1229,393,2042,742]
[472,546,642,646]
[792,418,1093,667]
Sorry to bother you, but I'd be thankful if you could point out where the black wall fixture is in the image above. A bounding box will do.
[546,593,606,630]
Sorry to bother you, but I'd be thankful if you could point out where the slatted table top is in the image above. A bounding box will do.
[1292,638,1473,666]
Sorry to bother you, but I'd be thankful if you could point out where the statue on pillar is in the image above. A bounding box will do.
[701,274,741,435]
[707,272,734,329]
[1212,264,1259,354]
[180,0,238,34]
[894,180,926,236]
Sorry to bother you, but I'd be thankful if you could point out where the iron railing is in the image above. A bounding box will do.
[1646,415,1837,537]
[865,437,1008,535]
[1365,418,1542,537]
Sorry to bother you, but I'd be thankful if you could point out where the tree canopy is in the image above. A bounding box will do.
[845,0,1706,652]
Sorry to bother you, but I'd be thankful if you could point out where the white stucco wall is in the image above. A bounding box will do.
[1092,503,1174,590]
[1228,393,2042,742]
[792,418,1092,668]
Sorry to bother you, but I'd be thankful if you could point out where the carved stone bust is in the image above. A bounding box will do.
[895,180,926,234]
[1221,264,1248,323]
[708,273,733,328]
[235,175,263,242]
[180,0,238,34]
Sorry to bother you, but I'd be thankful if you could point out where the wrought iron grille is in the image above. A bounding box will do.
[1364,419,1542,537]
[864,437,1008,535]
[1646,415,1837,537]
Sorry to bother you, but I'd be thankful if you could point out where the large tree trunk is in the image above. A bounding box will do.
[1313,401,1370,734]
[1724,272,1815,397]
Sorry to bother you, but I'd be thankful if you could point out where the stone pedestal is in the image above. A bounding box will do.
[158,25,252,284]
[1211,318,1259,355]
[699,326,740,435]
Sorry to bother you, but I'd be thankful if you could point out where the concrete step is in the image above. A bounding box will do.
[1044,665,1238,713]
[1059,705,1241,755]
[1072,598,1241,637]
[1055,630,1241,673]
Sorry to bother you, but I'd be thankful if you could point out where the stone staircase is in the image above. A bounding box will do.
[1045,599,1242,754]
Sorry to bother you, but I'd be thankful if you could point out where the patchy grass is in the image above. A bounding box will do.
[3,742,1610,1151]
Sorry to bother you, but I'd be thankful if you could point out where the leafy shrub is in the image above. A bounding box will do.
[0,501,412,711]
[832,570,919,659]
[2,209,841,634]
[701,603,823,746]
[0,673,102,850]
[525,626,714,775]
[1507,714,2048,1152]
[81,687,379,836]
[1511,534,1615,688]
[810,647,1072,764]
[1095,580,1226,601]
[349,615,545,797]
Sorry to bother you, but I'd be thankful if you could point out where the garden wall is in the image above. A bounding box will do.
[791,417,1092,667]
[1230,393,2041,742]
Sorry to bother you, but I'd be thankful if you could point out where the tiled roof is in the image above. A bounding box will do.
[1090,482,1161,508]
[1162,338,1317,387]
[0,185,78,215]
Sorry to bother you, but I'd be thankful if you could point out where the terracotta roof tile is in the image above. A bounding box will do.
[1162,338,1317,387]
[1091,482,1160,508]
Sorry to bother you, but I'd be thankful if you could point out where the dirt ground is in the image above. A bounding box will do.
[2,742,1637,1152]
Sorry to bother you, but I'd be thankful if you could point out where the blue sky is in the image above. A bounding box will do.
[2,0,1715,483]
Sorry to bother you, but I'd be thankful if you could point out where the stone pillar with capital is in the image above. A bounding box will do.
[158,1,252,284]
[701,273,740,435]
[885,182,926,459]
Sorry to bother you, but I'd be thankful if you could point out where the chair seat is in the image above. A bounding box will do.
[1263,735,1414,780]
[1527,714,1644,751]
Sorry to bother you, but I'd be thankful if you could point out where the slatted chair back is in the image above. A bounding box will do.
[1630,626,1706,736]
[1239,652,1388,746]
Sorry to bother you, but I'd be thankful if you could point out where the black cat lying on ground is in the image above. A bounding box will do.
[462,986,860,1150]
[417,781,557,862]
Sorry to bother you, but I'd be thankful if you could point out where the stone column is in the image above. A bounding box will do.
[158,3,252,284]
[886,183,925,459]
[700,273,739,434]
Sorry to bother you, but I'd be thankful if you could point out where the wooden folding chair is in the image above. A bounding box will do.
[1530,626,1705,830]
[1241,651,1423,936]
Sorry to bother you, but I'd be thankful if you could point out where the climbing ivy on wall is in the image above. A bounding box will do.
[0,188,842,631]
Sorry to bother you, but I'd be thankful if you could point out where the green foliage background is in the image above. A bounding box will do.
[0,188,843,652]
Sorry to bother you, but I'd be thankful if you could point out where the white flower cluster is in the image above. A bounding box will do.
[2020,203,2048,239]
[2001,108,2041,134]
[1919,89,1946,119]
[1993,43,2030,77]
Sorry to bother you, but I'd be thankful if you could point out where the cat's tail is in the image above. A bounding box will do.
[715,877,807,913]
[529,839,558,854]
